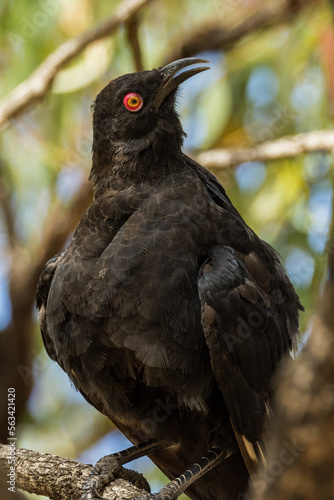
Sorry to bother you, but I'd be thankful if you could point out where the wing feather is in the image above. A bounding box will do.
[198,245,298,441]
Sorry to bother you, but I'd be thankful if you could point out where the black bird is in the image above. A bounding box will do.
[37,58,302,500]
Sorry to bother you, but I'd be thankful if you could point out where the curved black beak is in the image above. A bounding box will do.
[154,57,210,110]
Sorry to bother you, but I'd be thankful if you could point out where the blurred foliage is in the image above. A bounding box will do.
[1,0,334,499]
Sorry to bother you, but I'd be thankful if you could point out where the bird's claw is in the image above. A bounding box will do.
[82,454,151,499]
[82,455,120,499]
[82,480,104,500]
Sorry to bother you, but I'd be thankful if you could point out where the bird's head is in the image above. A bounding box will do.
[91,58,209,183]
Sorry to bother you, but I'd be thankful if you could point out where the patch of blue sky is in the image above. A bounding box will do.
[290,66,326,132]
[13,187,50,243]
[0,232,11,330]
[291,66,325,112]
[27,357,83,421]
[176,51,226,150]
[246,66,279,108]
[235,161,266,191]
[285,248,315,288]
[0,271,11,330]
[56,165,86,202]
[307,181,332,254]
[303,153,331,182]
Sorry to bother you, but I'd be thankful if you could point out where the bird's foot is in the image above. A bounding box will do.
[82,454,150,499]
[130,448,226,500]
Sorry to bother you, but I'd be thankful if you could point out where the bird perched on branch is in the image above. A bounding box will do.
[37,58,302,500]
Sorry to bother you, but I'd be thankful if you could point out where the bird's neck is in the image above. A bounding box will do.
[90,123,185,193]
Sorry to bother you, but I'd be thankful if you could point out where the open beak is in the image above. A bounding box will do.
[154,57,210,110]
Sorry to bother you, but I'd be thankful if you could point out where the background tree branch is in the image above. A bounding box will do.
[197,129,334,169]
[0,156,16,251]
[164,0,319,64]
[126,15,144,72]
[0,0,153,130]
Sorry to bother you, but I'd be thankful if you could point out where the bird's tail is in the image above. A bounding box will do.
[230,420,267,477]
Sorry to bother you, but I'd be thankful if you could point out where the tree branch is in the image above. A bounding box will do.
[164,0,319,64]
[0,445,147,500]
[126,14,144,72]
[0,0,153,131]
[0,156,16,251]
[196,129,334,169]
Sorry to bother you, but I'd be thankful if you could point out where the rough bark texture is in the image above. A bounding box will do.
[0,445,147,500]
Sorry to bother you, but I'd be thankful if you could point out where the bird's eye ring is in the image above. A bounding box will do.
[123,93,143,112]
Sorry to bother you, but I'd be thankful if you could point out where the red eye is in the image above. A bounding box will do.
[123,93,143,112]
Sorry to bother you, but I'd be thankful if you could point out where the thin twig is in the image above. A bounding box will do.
[126,14,144,72]
[0,0,153,130]
[196,129,334,169]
